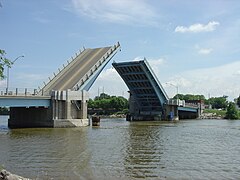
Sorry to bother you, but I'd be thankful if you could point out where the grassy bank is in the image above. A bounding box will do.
[203,109,226,117]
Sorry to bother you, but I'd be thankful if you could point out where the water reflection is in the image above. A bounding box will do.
[124,121,174,179]
[1,124,91,179]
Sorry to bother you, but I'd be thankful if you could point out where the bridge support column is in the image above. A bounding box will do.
[78,91,88,119]
[165,104,179,121]
[52,90,89,127]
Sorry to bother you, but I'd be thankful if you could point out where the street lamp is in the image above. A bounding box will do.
[166,82,179,100]
[6,55,24,94]
[166,82,180,120]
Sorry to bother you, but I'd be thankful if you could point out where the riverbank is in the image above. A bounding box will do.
[199,112,224,119]
[200,109,227,119]
[0,169,29,180]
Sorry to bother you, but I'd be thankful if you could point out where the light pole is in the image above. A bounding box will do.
[166,82,180,120]
[166,82,179,100]
[6,55,24,94]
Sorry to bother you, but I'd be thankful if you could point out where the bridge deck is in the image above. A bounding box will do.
[40,43,120,95]
[0,96,51,107]
[113,60,169,112]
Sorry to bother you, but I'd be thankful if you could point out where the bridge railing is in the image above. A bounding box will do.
[167,99,185,107]
[37,46,88,95]
[185,103,199,108]
[167,99,200,108]
[73,42,121,91]
[0,87,39,96]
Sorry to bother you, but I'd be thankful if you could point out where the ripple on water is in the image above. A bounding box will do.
[0,118,240,179]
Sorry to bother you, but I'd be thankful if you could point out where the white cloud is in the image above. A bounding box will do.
[97,68,119,81]
[233,70,240,76]
[90,60,240,101]
[166,61,240,100]
[132,56,144,61]
[175,21,220,33]
[89,67,129,98]
[71,0,158,26]
[195,44,213,55]
[148,58,165,76]
[198,48,213,55]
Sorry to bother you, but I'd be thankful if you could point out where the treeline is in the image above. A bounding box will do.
[173,94,240,119]
[88,93,128,115]
[173,94,229,109]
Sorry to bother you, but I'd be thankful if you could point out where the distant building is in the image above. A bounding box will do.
[185,100,205,114]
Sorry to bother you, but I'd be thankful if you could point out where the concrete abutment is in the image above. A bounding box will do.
[8,90,90,128]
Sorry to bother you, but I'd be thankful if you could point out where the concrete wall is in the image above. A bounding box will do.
[8,107,53,128]
[52,90,89,127]
[8,90,90,128]
[164,104,179,120]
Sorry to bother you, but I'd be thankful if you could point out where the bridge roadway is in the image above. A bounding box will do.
[40,43,120,95]
[0,43,121,108]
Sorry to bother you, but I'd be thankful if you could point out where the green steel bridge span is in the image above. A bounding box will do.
[113,60,200,121]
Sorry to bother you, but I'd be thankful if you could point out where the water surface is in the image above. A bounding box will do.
[0,116,240,179]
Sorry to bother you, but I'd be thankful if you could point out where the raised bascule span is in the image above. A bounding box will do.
[113,59,200,121]
[0,42,121,128]
[39,42,121,95]
[113,60,169,120]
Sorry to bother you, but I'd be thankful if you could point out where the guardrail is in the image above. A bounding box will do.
[73,42,121,91]
[167,99,185,107]
[185,103,199,108]
[0,87,39,96]
[38,45,88,94]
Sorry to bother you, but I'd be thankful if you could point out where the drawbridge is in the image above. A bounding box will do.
[39,42,121,95]
[1,42,121,128]
[113,60,169,120]
[113,59,199,120]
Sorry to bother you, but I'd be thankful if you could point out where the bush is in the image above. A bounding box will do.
[225,102,239,119]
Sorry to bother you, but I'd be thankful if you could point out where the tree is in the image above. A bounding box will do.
[88,93,128,114]
[94,93,111,100]
[0,49,12,79]
[207,96,228,109]
[225,102,239,119]
[173,94,205,101]
[236,95,240,107]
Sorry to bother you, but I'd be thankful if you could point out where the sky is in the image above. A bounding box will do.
[0,0,240,100]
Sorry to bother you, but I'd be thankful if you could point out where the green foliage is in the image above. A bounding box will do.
[0,49,12,79]
[173,93,229,110]
[94,93,111,100]
[236,95,240,107]
[225,102,239,119]
[173,94,205,101]
[88,93,128,114]
[207,96,228,109]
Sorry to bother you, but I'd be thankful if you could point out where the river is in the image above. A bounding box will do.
[0,115,240,179]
